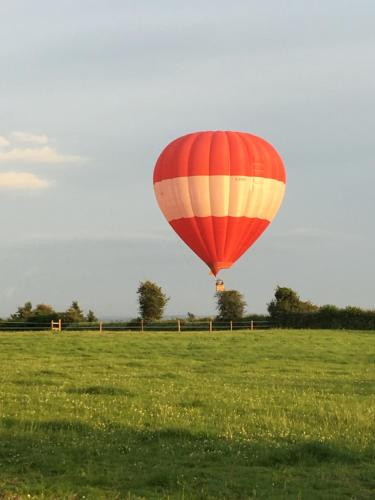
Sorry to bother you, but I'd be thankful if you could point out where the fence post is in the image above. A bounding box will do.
[99,321,103,333]
[250,320,254,331]
[209,320,212,333]
[51,319,61,332]
[230,320,233,331]
[141,319,144,332]
[177,319,181,332]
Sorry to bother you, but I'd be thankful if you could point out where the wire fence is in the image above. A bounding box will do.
[0,319,274,333]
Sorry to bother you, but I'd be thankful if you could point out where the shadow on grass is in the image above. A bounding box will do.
[65,385,135,396]
[0,418,372,499]
[12,379,60,387]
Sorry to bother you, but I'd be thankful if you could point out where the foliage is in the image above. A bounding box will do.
[137,280,169,321]
[8,301,97,324]
[63,301,85,323]
[268,286,375,330]
[273,306,375,329]
[86,309,98,322]
[9,302,59,323]
[10,301,33,321]
[268,286,318,317]
[215,289,247,320]
[267,286,375,329]
[0,330,373,498]
[29,304,59,323]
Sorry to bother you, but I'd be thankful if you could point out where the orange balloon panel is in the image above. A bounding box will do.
[153,131,286,275]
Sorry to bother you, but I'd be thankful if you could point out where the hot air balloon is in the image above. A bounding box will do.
[153,131,286,276]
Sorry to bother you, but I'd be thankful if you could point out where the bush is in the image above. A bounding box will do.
[271,307,375,330]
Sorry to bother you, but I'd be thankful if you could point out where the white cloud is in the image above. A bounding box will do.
[11,131,49,144]
[0,131,84,164]
[0,172,49,190]
[0,136,10,147]
[0,131,83,190]
[0,146,82,164]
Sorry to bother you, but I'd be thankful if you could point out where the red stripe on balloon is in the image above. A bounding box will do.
[170,216,270,275]
[153,131,285,184]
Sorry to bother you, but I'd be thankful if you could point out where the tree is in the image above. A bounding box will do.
[64,301,85,323]
[86,309,98,322]
[10,301,33,321]
[267,286,318,317]
[29,304,58,322]
[216,290,247,321]
[10,302,57,322]
[137,281,169,321]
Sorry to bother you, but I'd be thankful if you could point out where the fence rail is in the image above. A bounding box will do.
[0,319,273,332]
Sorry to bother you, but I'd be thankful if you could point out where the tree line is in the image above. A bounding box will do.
[138,282,375,330]
[137,282,375,330]
[4,301,97,324]
[1,282,246,325]
[267,286,375,329]
[2,282,374,330]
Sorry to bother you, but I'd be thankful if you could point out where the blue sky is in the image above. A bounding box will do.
[0,1,374,318]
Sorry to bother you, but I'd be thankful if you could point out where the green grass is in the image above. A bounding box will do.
[0,330,374,499]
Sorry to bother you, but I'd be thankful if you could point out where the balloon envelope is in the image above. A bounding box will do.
[153,131,286,275]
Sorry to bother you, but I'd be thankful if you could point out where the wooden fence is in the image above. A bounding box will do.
[0,319,273,332]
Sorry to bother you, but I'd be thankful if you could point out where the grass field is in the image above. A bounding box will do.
[0,330,374,499]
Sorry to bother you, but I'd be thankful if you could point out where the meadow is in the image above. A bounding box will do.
[0,329,374,499]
